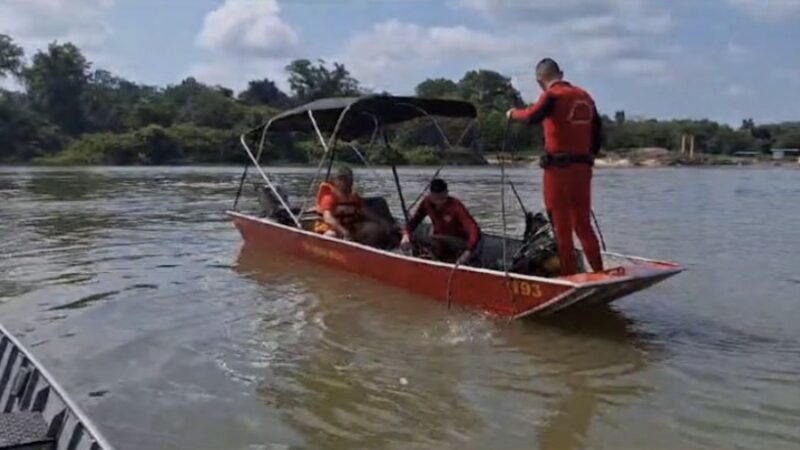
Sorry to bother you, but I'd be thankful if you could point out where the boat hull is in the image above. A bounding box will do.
[228,212,682,318]
[0,324,114,450]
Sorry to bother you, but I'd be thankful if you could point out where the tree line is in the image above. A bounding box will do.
[1,34,798,166]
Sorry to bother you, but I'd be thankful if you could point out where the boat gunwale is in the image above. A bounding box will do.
[0,323,116,450]
[227,211,683,289]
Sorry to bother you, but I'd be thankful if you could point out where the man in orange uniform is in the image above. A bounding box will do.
[314,166,394,247]
[506,58,604,275]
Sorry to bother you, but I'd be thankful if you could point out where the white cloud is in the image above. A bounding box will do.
[612,58,672,81]
[728,0,800,22]
[192,0,300,94]
[453,0,676,89]
[197,0,298,57]
[726,42,749,59]
[458,0,672,34]
[341,15,676,96]
[341,20,540,89]
[772,67,800,84]
[0,0,114,53]
[726,83,754,97]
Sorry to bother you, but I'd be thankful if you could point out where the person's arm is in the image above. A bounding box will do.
[322,210,350,238]
[403,200,429,237]
[319,195,350,238]
[508,92,556,124]
[591,106,603,155]
[454,200,481,251]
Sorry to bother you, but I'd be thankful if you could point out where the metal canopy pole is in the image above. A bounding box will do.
[405,116,475,212]
[232,163,248,210]
[500,118,514,274]
[239,133,301,228]
[382,128,410,223]
[300,108,352,214]
[233,125,270,210]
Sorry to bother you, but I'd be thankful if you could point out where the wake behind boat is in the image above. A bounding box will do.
[227,95,682,318]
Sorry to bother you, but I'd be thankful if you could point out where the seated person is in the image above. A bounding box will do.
[314,166,396,248]
[401,178,481,265]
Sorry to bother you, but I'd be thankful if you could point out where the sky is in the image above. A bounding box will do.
[1,0,799,124]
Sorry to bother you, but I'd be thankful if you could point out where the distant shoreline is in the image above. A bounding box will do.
[486,148,800,169]
[2,161,798,170]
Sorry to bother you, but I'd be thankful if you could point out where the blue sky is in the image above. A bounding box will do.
[1,0,799,124]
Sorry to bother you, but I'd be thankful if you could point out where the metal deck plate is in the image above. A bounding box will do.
[0,411,53,450]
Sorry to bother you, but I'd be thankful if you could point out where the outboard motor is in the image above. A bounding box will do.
[510,211,561,276]
[255,184,296,225]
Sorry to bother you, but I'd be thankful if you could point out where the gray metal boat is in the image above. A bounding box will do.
[0,323,114,450]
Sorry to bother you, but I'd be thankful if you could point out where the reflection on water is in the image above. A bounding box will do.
[234,249,659,450]
[1,166,799,450]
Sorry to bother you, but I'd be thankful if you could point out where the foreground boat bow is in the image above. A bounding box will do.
[0,324,114,450]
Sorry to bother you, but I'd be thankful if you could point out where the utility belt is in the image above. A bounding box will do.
[539,152,595,169]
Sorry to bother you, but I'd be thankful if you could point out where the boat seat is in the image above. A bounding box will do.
[362,196,397,225]
[0,411,53,450]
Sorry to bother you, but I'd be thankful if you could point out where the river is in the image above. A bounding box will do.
[1,166,798,450]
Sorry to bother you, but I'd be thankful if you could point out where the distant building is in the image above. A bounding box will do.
[733,151,760,158]
[771,148,800,160]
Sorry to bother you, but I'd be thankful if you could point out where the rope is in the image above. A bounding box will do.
[501,158,508,273]
[500,119,512,275]
[591,209,607,251]
[445,261,461,310]
[508,179,528,215]
[500,118,516,307]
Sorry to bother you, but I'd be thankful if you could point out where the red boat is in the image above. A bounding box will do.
[228,96,683,319]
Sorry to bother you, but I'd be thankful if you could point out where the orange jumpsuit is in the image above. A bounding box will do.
[510,81,604,275]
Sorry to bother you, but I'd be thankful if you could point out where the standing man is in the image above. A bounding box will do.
[506,58,604,275]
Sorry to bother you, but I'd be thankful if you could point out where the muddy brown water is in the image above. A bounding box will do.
[1,166,798,450]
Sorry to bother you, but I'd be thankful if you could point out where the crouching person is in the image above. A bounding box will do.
[401,178,482,265]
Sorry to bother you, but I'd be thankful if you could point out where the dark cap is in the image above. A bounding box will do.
[430,178,448,194]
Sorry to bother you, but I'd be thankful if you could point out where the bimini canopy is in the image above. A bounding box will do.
[263,95,477,141]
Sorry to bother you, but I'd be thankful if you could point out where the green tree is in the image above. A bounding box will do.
[415,78,459,99]
[0,91,64,161]
[285,59,361,102]
[457,70,523,112]
[238,78,290,107]
[24,42,91,135]
[776,130,800,149]
[0,34,24,79]
[164,77,246,128]
[84,69,157,132]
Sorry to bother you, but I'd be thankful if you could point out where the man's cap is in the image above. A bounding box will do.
[430,178,448,194]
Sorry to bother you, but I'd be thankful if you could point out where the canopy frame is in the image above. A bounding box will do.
[233,95,477,230]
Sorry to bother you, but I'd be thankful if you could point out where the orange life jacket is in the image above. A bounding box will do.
[314,182,363,234]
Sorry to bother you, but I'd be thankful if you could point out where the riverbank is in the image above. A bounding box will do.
[4,147,797,169]
[487,147,799,168]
